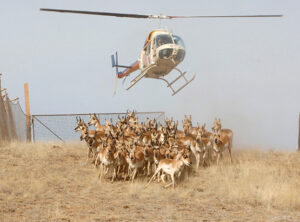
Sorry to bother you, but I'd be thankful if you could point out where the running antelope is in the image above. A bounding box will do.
[212,118,233,152]
[143,144,154,176]
[126,144,145,183]
[198,123,213,141]
[97,142,115,181]
[177,133,200,168]
[213,130,233,165]
[146,151,192,189]
[196,130,212,167]
[112,145,128,181]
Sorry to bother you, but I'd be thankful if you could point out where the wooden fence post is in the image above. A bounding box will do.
[24,83,31,142]
[298,113,300,152]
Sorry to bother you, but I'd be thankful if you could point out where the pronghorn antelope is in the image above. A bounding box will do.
[212,118,222,133]
[75,111,235,187]
[198,123,213,141]
[112,145,128,181]
[126,144,145,183]
[146,151,192,189]
[75,118,100,163]
[152,145,163,182]
[97,142,115,181]
[177,133,202,168]
[212,118,233,153]
[196,130,213,167]
[183,115,192,126]
[143,144,154,176]
[75,117,96,138]
[213,130,233,165]
[181,115,198,136]
[88,113,106,132]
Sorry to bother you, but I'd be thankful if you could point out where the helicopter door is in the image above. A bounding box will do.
[142,42,152,67]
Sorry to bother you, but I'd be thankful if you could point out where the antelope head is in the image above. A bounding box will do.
[213,130,222,146]
[88,113,98,126]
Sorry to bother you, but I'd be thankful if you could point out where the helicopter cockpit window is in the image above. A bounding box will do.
[172,35,185,48]
[156,34,173,47]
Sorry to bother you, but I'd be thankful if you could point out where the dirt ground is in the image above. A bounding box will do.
[0,142,299,222]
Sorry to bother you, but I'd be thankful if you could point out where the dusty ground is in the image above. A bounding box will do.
[0,142,300,222]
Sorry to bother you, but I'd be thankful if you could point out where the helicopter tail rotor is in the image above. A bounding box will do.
[111,52,119,95]
[111,52,139,95]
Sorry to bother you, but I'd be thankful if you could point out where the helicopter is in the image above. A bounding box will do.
[40,8,282,96]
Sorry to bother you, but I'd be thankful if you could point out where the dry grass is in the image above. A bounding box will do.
[0,142,300,221]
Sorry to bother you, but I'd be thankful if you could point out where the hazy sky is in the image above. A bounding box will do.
[1,0,299,150]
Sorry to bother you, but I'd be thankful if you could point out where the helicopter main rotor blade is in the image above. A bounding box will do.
[169,15,283,18]
[40,8,149,18]
[40,8,283,19]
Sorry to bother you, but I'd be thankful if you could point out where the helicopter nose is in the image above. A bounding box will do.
[159,48,173,59]
[174,49,185,62]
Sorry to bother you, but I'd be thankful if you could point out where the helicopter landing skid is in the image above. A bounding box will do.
[126,64,155,91]
[126,71,147,91]
[158,68,195,96]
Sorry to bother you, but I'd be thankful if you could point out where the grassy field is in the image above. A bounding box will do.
[0,142,300,222]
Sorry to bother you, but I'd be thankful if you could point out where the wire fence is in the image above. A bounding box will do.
[0,96,27,145]
[32,112,165,142]
[0,76,165,144]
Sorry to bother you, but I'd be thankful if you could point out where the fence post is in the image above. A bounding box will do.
[24,83,31,142]
[298,113,300,152]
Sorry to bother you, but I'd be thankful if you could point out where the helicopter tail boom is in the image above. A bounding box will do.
[111,52,139,78]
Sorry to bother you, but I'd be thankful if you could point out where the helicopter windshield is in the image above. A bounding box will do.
[172,35,185,48]
[156,34,173,47]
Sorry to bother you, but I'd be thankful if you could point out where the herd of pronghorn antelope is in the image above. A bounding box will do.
[74,111,233,189]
